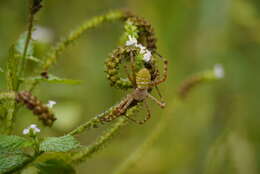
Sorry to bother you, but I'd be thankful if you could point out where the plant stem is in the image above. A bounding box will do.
[112,98,180,174]
[43,10,124,71]
[67,113,105,136]
[70,118,127,164]
[0,91,16,134]
[0,91,16,101]
[28,10,125,92]
[68,105,141,163]
[20,0,36,81]
[4,0,43,134]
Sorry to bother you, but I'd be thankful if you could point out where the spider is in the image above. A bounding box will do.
[100,52,168,124]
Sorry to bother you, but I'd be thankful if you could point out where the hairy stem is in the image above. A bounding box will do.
[0,91,16,101]
[20,0,40,80]
[28,10,125,92]
[43,10,124,71]
[112,100,178,174]
[67,111,107,136]
[71,118,127,164]
[4,0,42,134]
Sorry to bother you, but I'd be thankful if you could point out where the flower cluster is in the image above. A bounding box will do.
[125,35,152,62]
[23,124,40,135]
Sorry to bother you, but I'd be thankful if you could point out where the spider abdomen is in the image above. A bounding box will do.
[136,68,151,89]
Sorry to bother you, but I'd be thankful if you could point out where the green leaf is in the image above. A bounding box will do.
[0,67,3,73]
[15,32,34,56]
[39,136,80,152]
[26,74,82,85]
[0,151,31,173]
[35,159,75,174]
[0,135,31,152]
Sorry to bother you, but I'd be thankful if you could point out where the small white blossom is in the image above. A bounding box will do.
[125,35,152,62]
[125,35,138,46]
[22,124,40,135]
[214,64,224,79]
[136,44,146,53]
[23,128,30,135]
[32,25,53,43]
[143,50,152,62]
[30,124,40,133]
[30,124,37,129]
[47,100,57,108]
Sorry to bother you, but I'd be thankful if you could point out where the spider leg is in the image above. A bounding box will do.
[147,93,166,108]
[100,95,133,123]
[117,95,134,114]
[155,86,163,100]
[130,51,137,87]
[149,55,168,86]
[123,64,135,86]
[124,100,151,124]
[142,100,152,124]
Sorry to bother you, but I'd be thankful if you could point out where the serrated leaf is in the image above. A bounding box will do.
[26,74,82,85]
[0,151,31,173]
[15,32,34,56]
[39,136,80,152]
[35,159,75,174]
[0,135,31,152]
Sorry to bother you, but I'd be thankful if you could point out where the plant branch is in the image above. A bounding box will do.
[111,99,179,174]
[70,118,127,164]
[28,10,125,92]
[43,10,124,71]
[20,0,42,80]
[0,91,16,101]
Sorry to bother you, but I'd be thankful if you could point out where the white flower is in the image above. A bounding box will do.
[143,50,152,62]
[23,128,30,135]
[214,64,224,79]
[125,35,152,62]
[136,44,146,53]
[47,100,57,108]
[22,124,40,135]
[32,25,53,43]
[125,35,138,46]
[30,124,40,132]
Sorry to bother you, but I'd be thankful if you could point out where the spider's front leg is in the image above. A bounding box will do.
[116,94,134,114]
[99,95,133,123]
[123,64,135,87]
[123,51,137,88]
[147,93,166,108]
[130,51,137,87]
[149,56,168,86]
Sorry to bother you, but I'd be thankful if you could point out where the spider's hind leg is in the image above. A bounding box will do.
[124,100,151,125]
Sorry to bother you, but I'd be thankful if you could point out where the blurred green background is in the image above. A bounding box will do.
[0,0,260,173]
